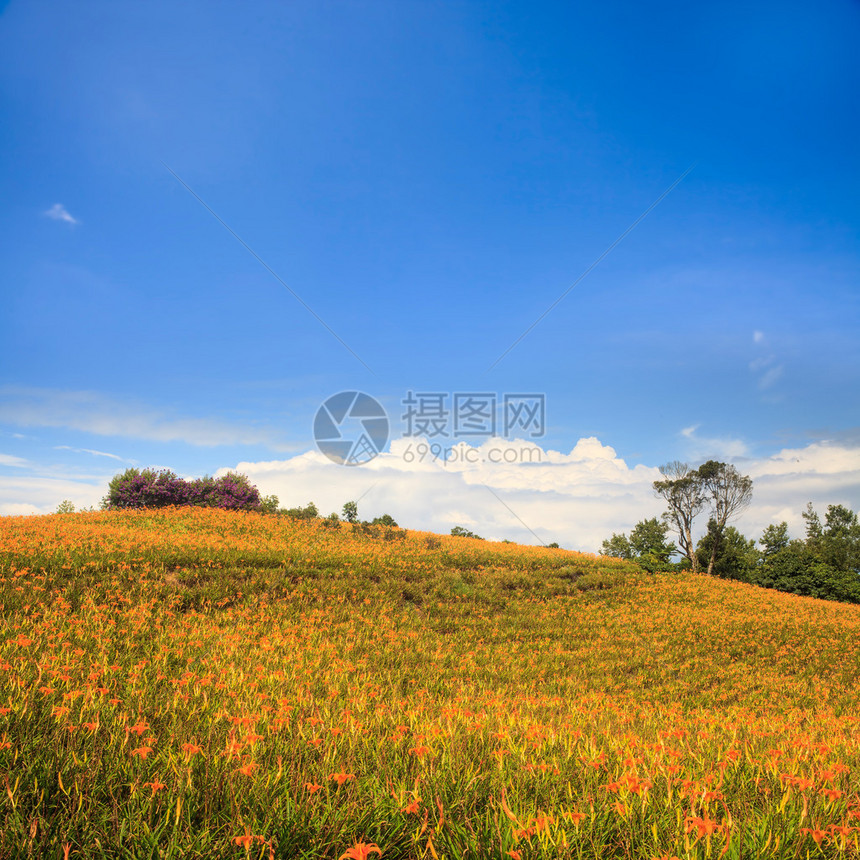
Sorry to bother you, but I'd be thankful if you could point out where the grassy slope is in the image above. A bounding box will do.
[0,507,858,859]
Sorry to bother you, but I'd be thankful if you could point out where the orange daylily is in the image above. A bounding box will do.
[339,842,381,860]
[330,771,355,787]
[685,816,722,839]
[801,828,826,846]
[130,746,153,759]
[232,832,254,849]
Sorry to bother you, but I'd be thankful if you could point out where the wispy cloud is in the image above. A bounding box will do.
[0,453,30,468]
[758,364,784,390]
[54,445,127,462]
[0,473,107,516]
[679,425,749,460]
[749,331,784,390]
[0,386,295,449]
[44,203,79,225]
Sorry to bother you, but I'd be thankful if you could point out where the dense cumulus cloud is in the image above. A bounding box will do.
[222,436,860,551]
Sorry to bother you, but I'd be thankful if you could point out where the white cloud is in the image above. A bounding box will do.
[218,437,665,551]
[753,330,765,344]
[218,436,860,553]
[44,203,78,225]
[0,453,30,468]
[0,386,294,449]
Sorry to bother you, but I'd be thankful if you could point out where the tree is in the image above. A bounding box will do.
[282,501,318,520]
[629,517,676,564]
[55,500,75,514]
[342,501,358,524]
[759,522,790,558]
[820,504,860,573]
[371,513,398,527]
[695,460,754,576]
[802,502,823,543]
[754,509,860,604]
[653,461,706,572]
[754,534,811,594]
[653,460,753,575]
[601,532,634,560]
[601,517,676,571]
[696,521,757,581]
[451,526,484,540]
[803,502,860,581]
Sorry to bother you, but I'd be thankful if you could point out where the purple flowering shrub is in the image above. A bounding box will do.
[103,468,261,512]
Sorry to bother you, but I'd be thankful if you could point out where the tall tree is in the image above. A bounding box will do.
[653,461,706,572]
[695,460,754,576]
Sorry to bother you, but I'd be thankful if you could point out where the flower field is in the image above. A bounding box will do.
[1,507,859,859]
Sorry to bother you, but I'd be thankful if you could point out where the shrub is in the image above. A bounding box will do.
[103,468,188,510]
[371,513,398,527]
[207,472,262,511]
[102,468,262,512]
[451,526,484,540]
[281,502,319,520]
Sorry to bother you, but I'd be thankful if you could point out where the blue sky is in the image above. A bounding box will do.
[1,0,858,548]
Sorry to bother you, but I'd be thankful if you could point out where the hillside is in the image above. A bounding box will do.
[1,507,859,859]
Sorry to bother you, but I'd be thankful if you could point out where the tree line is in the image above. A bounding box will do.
[602,459,860,604]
